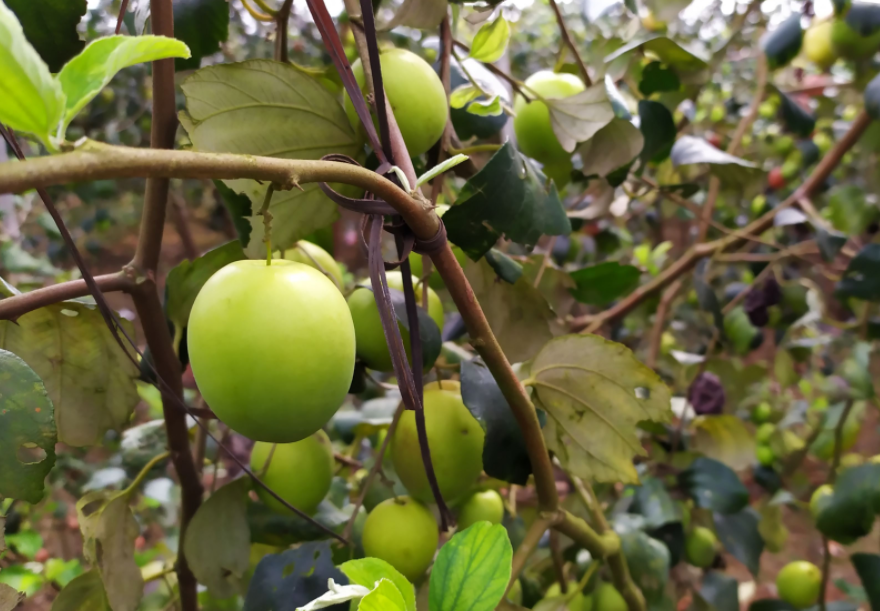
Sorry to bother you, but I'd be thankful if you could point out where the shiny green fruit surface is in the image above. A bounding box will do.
[457,489,505,530]
[809,484,834,521]
[513,71,585,166]
[344,48,447,157]
[362,496,438,581]
[776,561,821,609]
[188,260,355,443]
[250,431,334,515]
[391,381,484,503]
[831,12,880,59]
[284,240,344,288]
[804,20,838,69]
[593,583,627,611]
[684,526,717,568]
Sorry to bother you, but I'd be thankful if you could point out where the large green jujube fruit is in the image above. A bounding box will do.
[391,381,485,503]
[283,240,344,289]
[362,496,439,581]
[457,489,504,530]
[344,48,448,157]
[684,526,717,568]
[188,260,356,443]
[347,271,444,372]
[776,561,821,609]
[250,431,334,515]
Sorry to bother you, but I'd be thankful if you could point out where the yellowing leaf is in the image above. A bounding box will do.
[690,415,755,471]
[50,571,111,611]
[547,84,615,154]
[380,0,448,31]
[528,335,672,483]
[469,16,510,64]
[0,583,23,611]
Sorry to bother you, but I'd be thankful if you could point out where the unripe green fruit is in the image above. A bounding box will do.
[813,131,834,154]
[756,423,776,445]
[809,484,833,521]
[457,489,504,530]
[751,194,768,216]
[391,381,485,503]
[347,271,444,372]
[544,582,589,611]
[685,526,717,568]
[189,260,355,443]
[781,158,801,180]
[362,496,438,581]
[250,431,334,515]
[774,135,795,156]
[831,15,880,60]
[710,104,726,123]
[756,444,775,466]
[284,240,343,288]
[776,561,821,609]
[513,71,585,167]
[593,582,627,611]
[759,101,777,119]
[804,20,838,69]
[344,48,447,157]
[752,401,773,423]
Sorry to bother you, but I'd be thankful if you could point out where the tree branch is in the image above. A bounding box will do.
[0,272,134,321]
[547,0,592,87]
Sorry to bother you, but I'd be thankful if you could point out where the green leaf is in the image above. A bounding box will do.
[467,96,504,117]
[723,307,759,355]
[0,584,23,611]
[614,516,671,603]
[762,14,803,70]
[340,558,415,611]
[758,501,788,554]
[50,571,110,611]
[214,179,253,246]
[775,89,815,137]
[817,228,848,262]
[0,565,44,598]
[57,35,190,134]
[837,244,880,302]
[44,558,83,588]
[359,579,408,611]
[713,508,763,577]
[604,36,709,72]
[429,522,512,611]
[444,143,571,260]
[76,491,144,611]
[5,0,86,72]
[568,261,640,306]
[165,241,245,331]
[247,499,351,547]
[484,249,524,284]
[816,463,880,543]
[699,571,739,611]
[380,0,448,31]
[546,83,615,153]
[679,457,749,514]
[0,297,140,447]
[0,0,65,148]
[866,72,880,120]
[416,154,470,188]
[577,118,644,179]
[639,62,681,96]
[184,478,251,599]
[450,84,481,109]
[462,258,554,363]
[630,477,680,529]
[690,415,756,472]
[851,553,880,611]
[5,530,43,558]
[638,100,676,163]
[0,349,56,504]
[670,136,762,186]
[181,60,360,253]
[828,185,878,236]
[530,334,673,484]
[469,16,510,63]
[173,0,229,71]
[461,358,532,485]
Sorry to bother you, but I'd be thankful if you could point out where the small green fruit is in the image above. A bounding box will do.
[756,444,775,466]
[752,401,773,423]
[593,582,627,611]
[776,561,821,609]
[250,431,334,515]
[804,20,839,69]
[685,526,717,568]
[513,71,585,167]
[362,496,438,582]
[457,490,505,530]
[809,484,834,521]
[756,423,776,445]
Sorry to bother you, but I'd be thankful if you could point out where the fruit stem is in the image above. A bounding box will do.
[261,185,276,266]
[121,451,171,499]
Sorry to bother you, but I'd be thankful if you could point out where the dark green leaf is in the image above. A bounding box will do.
[444,143,571,260]
[777,90,816,137]
[461,358,532,485]
[670,136,761,185]
[866,72,880,120]
[0,349,56,504]
[615,518,670,603]
[699,571,738,611]
[638,100,676,163]
[679,457,749,514]
[428,522,512,611]
[247,500,350,547]
[387,288,442,371]
[243,542,346,611]
[837,244,880,302]
[647,522,685,567]
[174,0,229,71]
[762,15,803,69]
[747,601,798,611]
[816,463,880,543]
[852,553,880,611]
[604,36,709,72]
[213,180,253,246]
[639,62,681,96]
[817,228,848,262]
[630,478,680,529]
[5,0,86,72]
[569,262,640,306]
[484,249,524,284]
[713,508,764,576]
[828,185,877,236]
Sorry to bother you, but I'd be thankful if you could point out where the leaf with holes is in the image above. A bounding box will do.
[529,335,673,484]
[670,136,761,186]
[0,295,140,447]
[339,558,415,611]
[429,522,512,611]
[577,118,644,179]
[837,244,880,302]
[183,477,251,599]
[173,0,228,71]
[50,571,110,611]
[0,349,56,504]
[463,258,554,364]
[569,261,640,306]
[75,492,143,611]
[5,0,86,72]
[469,16,510,64]
[547,83,615,154]
[181,60,360,253]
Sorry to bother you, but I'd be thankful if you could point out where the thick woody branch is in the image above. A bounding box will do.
[0,272,133,321]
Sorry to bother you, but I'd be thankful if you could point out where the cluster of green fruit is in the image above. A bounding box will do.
[802,5,880,71]
[532,579,631,611]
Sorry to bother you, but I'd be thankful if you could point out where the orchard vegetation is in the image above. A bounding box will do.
[1,0,880,610]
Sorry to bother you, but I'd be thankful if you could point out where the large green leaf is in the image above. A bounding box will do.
[444,143,571,260]
[577,118,644,179]
[699,571,739,611]
[50,571,110,611]
[838,244,880,302]
[360,579,408,611]
[638,100,676,163]
[816,463,880,543]
[528,334,672,484]
[714,508,763,576]
[630,477,680,529]
[429,523,512,611]
[57,35,190,134]
[546,83,615,154]
[568,261,640,306]
[340,558,415,611]
[244,542,346,611]
[0,0,64,148]
[828,185,877,236]
[5,0,86,72]
[670,136,762,186]
[679,457,749,514]
[469,16,510,64]
[0,349,56,504]
[0,297,140,447]
[247,499,351,547]
[183,478,251,599]
[173,0,228,71]
[181,60,360,253]
[690,415,756,471]
[851,553,880,611]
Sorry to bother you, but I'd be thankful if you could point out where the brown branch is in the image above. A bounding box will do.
[646,279,682,369]
[0,272,133,321]
[549,529,568,592]
[547,0,592,87]
[170,193,199,260]
[274,0,294,62]
[508,515,559,594]
[116,0,131,34]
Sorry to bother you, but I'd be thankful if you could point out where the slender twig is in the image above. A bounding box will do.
[533,236,558,288]
[0,272,133,321]
[546,0,592,87]
[452,40,531,100]
[240,0,275,21]
[508,515,559,593]
[549,529,567,592]
[115,0,131,34]
[274,0,294,63]
[121,451,171,498]
[646,279,682,369]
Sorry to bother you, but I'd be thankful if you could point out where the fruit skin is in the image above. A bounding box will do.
[809,484,834,521]
[513,71,585,168]
[593,582,627,611]
[344,48,447,157]
[756,423,776,445]
[776,561,822,609]
[768,166,786,190]
[457,489,505,530]
[285,240,343,288]
[804,21,839,69]
[544,582,590,611]
[347,271,444,372]
[250,431,334,515]
[391,381,485,503]
[362,496,438,582]
[831,10,880,60]
[685,526,718,568]
[188,260,355,443]
[752,401,773,424]
[756,445,776,466]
